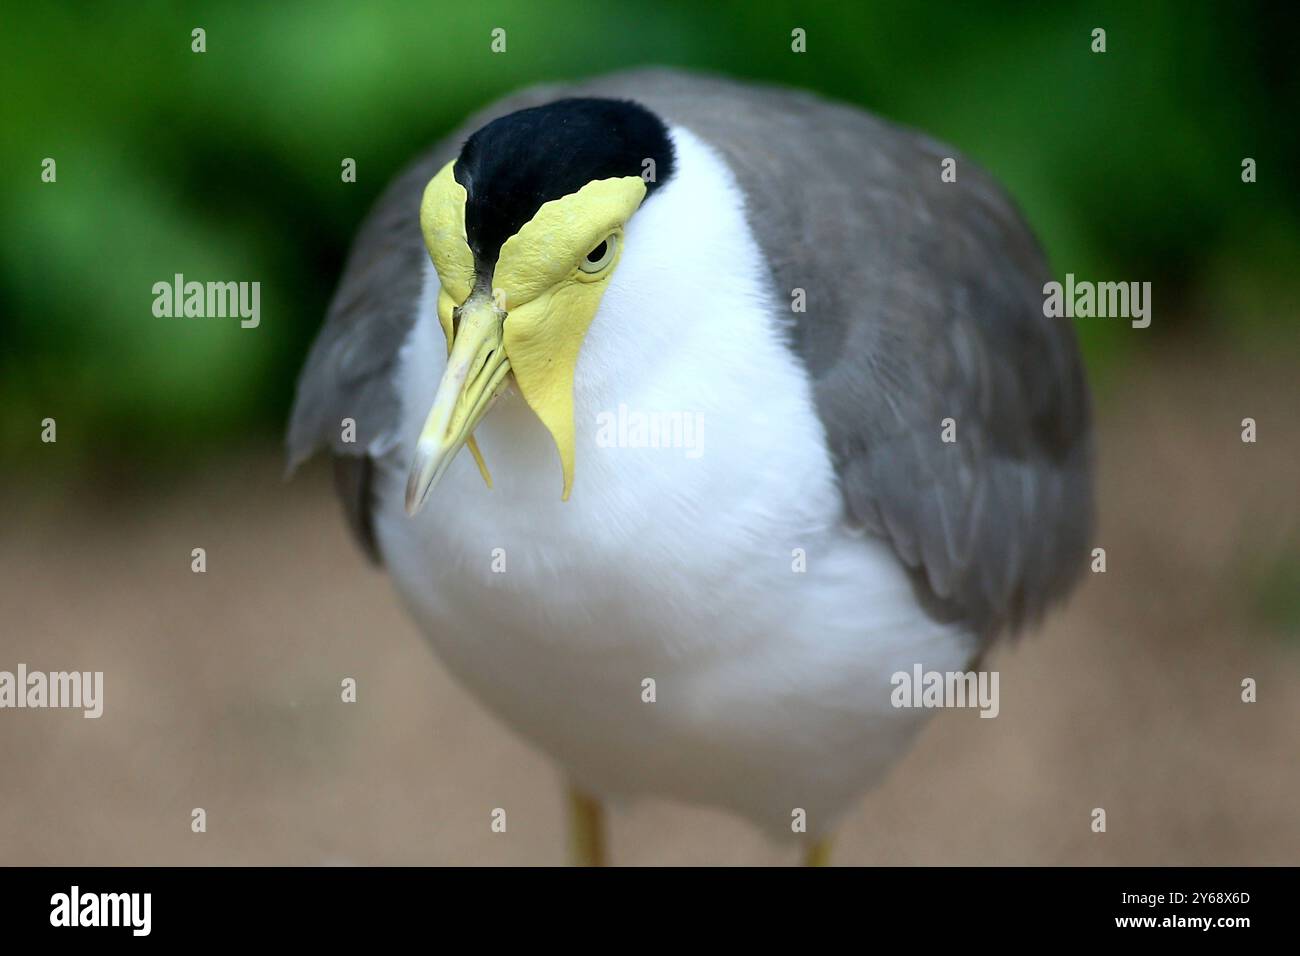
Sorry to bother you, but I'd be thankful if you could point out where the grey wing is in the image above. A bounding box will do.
[285,82,570,562]
[577,69,1095,638]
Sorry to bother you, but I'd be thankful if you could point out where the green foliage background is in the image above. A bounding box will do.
[2,0,1296,470]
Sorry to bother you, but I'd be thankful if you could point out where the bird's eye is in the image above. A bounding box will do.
[579,234,617,274]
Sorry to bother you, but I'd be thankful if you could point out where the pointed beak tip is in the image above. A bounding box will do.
[404,441,438,516]
[403,475,426,517]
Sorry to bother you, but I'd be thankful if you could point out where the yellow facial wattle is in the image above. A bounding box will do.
[407,160,647,510]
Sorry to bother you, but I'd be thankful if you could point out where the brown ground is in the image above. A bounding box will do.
[2,344,1297,865]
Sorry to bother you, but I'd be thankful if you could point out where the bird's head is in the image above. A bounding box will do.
[406,98,675,515]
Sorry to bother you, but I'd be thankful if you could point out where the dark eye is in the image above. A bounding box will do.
[579,234,617,274]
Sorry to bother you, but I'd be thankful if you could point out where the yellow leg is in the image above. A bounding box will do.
[568,786,606,867]
[803,837,833,867]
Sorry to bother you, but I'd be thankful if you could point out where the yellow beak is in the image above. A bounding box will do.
[404,293,510,515]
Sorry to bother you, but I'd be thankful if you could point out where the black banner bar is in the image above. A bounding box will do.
[0,866,1284,942]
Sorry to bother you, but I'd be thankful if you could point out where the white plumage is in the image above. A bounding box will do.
[374,128,977,835]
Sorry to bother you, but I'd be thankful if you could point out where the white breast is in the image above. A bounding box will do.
[372,127,977,836]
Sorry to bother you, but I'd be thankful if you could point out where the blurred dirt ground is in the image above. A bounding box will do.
[2,345,1297,865]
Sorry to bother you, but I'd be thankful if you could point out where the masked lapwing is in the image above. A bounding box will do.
[287,68,1093,866]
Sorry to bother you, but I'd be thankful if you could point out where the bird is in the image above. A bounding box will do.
[287,68,1093,866]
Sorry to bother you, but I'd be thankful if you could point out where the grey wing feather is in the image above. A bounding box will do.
[288,68,1093,640]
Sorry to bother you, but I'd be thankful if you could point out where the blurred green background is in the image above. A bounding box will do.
[2,1,1299,867]
[2,0,1297,472]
